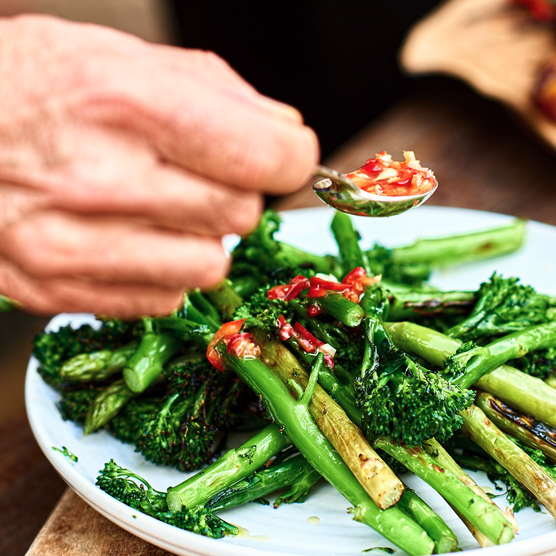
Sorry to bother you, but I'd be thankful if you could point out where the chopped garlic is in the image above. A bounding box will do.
[318,343,337,358]
[315,273,339,283]
[375,168,399,181]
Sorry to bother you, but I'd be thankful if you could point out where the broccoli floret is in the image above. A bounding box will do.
[230,210,338,281]
[108,398,160,443]
[136,391,196,467]
[135,359,245,471]
[33,320,136,388]
[58,386,104,423]
[509,347,556,380]
[447,273,556,342]
[96,460,237,538]
[355,321,475,445]
[234,287,293,330]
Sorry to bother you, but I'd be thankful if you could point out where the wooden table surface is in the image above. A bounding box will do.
[3,77,556,556]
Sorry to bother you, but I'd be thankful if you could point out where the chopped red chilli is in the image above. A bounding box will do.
[277,315,335,368]
[345,151,436,197]
[308,267,380,304]
[225,333,261,360]
[206,319,260,371]
[307,303,323,317]
[267,275,310,301]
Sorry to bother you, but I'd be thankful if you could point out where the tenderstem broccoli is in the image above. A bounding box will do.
[355,290,474,446]
[387,322,556,427]
[167,423,290,511]
[208,451,321,511]
[96,459,237,538]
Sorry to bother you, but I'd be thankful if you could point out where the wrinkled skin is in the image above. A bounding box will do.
[0,15,318,316]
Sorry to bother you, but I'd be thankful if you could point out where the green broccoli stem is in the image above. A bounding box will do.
[206,279,244,321]
[387,219,525,268]
[454,323,556,389]
[316,364,361,425]
[59,341,139,382]
[167,424,290,511]
[373,438,514,546]
[386,321,463,368]
[475,391,556,464]
[223,352,434,556]
[84,378,137,435]
[475,366,556,429]
[289,299,350,347]
[209,453,321,512]
[397,488,459,554]
[461,404,556,519]
[316,293,364,328]
[422,438,518,546]
[387,322,556,427]
[330,211,371,275]
[231,276,259,298]
[187,291,222,330]
[122,325,182,393]
[386,290,475,321]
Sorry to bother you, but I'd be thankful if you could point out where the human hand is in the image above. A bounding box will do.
[0,15,318,316]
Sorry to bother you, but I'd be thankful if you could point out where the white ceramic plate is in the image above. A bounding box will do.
[26,206,556,556]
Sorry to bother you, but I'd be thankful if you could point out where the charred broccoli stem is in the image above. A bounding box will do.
[475,391,556,464]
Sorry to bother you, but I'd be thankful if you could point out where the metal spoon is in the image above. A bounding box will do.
[313,165,437,217]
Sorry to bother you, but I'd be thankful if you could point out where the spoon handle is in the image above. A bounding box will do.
[314,165,359,193]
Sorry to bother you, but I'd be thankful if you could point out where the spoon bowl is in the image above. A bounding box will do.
[313,165,437,217]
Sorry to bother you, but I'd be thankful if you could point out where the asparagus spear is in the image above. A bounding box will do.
[84,378,136,435]
[60,341,138,382]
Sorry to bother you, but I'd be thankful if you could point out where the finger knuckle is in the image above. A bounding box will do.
[195,244,229,290]
[3,218,61,278]
[220,192,263,235]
